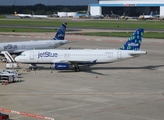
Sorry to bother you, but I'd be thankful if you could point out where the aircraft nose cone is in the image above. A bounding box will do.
[15,56,19,62]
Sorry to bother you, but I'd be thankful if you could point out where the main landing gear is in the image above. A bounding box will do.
[74,64,80,72]
[29,64,37,70]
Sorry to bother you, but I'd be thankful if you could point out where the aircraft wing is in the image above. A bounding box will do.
[13,50,25,54]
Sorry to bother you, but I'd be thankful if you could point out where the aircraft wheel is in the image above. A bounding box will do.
[77,68,80,72]
[75,66,80,72]
[29,64,37,70]
[75,67,77,72]
[77,66,80,71]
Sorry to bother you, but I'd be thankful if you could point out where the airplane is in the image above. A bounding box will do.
[14,11,31,18]
[91,15,104,19]
[110,11,128,20]
[15,28,147,72]
[14,11,48,19]
[138,11,155,20]
[86,11,104,19]
[31,14,48,19]
[0,23,68,56]
[30,11,48,19]
[110,11,120,19]
[119,13,129,20]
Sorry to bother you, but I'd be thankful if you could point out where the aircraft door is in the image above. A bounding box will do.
[117,51,122,59]
[30,51,34,60]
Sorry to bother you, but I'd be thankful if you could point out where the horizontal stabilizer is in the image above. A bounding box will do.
[129,51,147,57]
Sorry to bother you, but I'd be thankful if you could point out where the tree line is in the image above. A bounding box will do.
[0,4,88,15]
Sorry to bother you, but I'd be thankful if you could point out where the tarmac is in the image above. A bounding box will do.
[0,33,164,120]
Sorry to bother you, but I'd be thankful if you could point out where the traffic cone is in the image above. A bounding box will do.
[4,80,8,85]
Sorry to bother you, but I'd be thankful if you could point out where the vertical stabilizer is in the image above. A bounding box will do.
[119,28,144,50]
[111,11,113,15]
[53,23,67,40]
[14,11,18,16]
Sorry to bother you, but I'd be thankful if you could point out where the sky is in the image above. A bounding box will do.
[0,0,97,5]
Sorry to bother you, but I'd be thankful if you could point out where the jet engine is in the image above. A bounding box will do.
[54,63,71,70]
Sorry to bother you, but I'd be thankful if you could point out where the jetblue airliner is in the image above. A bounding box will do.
[15,28,147,71]
[0,23,68,55]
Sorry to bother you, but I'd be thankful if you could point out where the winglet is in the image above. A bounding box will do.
[119,28,144,50]
[53,23,67,40]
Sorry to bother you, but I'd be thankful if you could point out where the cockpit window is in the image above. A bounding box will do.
[20,54,26,56]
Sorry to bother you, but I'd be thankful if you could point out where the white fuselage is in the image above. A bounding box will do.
[0,40,68,54]
[139,15,154,19]
[17,14,48,18]
[17,14,31,18]
[144,15,154,19]
[31,15,48,18]
[15,49,147,64]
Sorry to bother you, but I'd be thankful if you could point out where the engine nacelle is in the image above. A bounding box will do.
[54,63,70,70]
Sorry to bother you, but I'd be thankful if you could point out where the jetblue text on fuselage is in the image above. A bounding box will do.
[4,44,17,50]
[38,52,58,58]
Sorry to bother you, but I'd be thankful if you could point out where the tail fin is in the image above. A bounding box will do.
[14,11,18,16]
[87,11,91,16]
[150,11,153,16]
[53,23,67,40]
[31,11,34,15]
[111,11,113,15]
[119,28,144,50]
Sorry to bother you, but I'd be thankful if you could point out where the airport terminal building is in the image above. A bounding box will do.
[90,0,164,16]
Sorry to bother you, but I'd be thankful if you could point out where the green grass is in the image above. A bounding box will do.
[0,19,164,29]
[1,18,164,38]
[81,32,164,39]
[0,19,65,27]
[0,27,57,32]
[0,15,6,18]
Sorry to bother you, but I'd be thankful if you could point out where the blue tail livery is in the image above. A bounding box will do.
[119,28,144,50]
[53,23,67,40]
